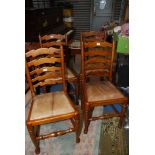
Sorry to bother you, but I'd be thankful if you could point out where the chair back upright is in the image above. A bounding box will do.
[25,45,67,98]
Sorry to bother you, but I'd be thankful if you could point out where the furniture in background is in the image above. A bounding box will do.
[81,31,107,43]
[80,39,128,134]
[39,33,79,104]
[25,45,80,154]
[25,7,72,42]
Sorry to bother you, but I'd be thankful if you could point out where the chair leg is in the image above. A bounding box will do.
[75,114,80,143]
[84,106,90,134]
[80,79,84,110]
[118,103,128,128]
[74,80,79,105]
[27,124,40,154]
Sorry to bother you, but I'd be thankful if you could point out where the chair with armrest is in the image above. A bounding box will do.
[25,45,80,154]
[80,39,128,134]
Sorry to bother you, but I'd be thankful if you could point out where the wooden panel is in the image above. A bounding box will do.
[86,70,110,77]
[33,80,63,88]
[84,41,113,48]
[85,63,110,70]
[41,41,65,48]
[85,57,111,64]
[40,34,65,41]
[32,72,62,83]
[30,66,61,75]
[26,48,61,58]
[84,50,112,56]
[27,57,61,67]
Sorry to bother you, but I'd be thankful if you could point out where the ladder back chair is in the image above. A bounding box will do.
[81,40,128,134]
[39,33,79,104]
[25,45,80,154]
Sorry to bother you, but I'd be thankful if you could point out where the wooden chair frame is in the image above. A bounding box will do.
[25,46,80,154]
[39,33,79,104]
[80,39,128,134]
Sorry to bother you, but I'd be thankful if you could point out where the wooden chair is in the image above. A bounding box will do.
[39,33,79,104]
[25,46,80,154]
[80,40,128,134]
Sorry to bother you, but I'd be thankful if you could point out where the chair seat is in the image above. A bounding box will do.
[30,91,75,120]
[86,81,125,102]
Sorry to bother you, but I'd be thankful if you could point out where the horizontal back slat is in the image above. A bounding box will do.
[84,41,113,48]
[32,72,62,83]
[42,41,65,48]
[40,34,65,41]
[28,57,61,67]
[85,63,111,71]
[26,47,61,58]
[33,80,63,89]
[84,50,112,57]
[30,66,61,75]
[85,57,111,65]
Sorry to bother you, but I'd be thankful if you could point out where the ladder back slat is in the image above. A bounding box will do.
[28,57,61,67]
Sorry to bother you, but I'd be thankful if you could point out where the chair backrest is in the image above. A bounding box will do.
[81,31,107,43]
[81,40,115,82]
[25,45,67,98]
[39,34,66,48]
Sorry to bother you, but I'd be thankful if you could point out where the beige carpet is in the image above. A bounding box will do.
[99,117,129,155]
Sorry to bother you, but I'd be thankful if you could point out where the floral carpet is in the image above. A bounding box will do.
[99,117,129,155]
[25,100,103,155]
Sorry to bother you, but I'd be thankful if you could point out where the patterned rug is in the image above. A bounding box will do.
[25,100,103,155]
[98,117,129,155]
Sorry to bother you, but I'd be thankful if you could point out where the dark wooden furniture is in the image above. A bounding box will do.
[25,46,80,154]
[80,39,128,134]
[39,33,79,104]
[25,7,71,42]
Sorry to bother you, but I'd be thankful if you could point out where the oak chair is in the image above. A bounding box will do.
[25,46,80,154]
[39,33,79,104]
[80,39,128,134]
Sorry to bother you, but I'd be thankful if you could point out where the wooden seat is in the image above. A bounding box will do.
[39,33,79,104]
[80,39,128,134]
[25,46,80,154]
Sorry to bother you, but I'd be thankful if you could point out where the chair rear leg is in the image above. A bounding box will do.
[118,103,128,128]
[84,106,90,134]
[74,80,79,105]
[27,124,40,154]
[80,79,84,111]
[75,114,80,143]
